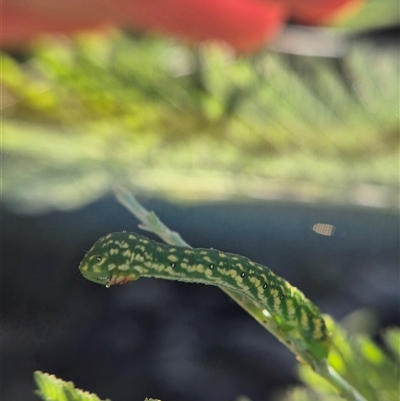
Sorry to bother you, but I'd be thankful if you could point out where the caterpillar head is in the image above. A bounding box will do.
[79,232,142,287]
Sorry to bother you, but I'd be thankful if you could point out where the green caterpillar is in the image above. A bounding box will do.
[79,232,330,359]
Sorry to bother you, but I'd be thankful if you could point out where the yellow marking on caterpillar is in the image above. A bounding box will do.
[134,254,145,262]
[123,250,132,257]
[217,267,228,275]
[219,253,227,258]
[151,263,161,272]
[270,288,281,310]
[141,239,149,244]
[313,318,324,340]
[181,263,188,269]
[228,269,237,278]
[300,309,308,328]
[249,276,260,287]
[234,263,244,271]
[168,247,177,252]
[273,299,282,312]
[165,265,174,274]
[167,255,179,262]
[184,249,193,255]
[158,263,168,272]
[110,248,119,255]
[256,287,265,298]
[203,256,212,263]
[286,299,296,318]
[80,265,88,271]
[129,235,137,240]
[250,277,264,297]
[196,264,205,273]
[118,264,130,271]
[278,284,287,297]
[108,264,117,271]
[231,257,239,261]
[187,264,197,273]
[115,241,129,248]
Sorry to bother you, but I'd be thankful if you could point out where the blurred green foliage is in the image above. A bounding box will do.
[2,31,399,212]
[337,0,400,29]
[276,317,400,401]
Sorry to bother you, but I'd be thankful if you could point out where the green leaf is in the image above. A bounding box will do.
[295,316,400,401]
[383,328,400,362]
[33,371,111,401]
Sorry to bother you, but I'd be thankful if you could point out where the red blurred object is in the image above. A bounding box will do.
[1,0,364,52]
[113,0,285,52]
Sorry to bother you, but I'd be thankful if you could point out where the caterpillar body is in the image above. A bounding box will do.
[79,232,330,359]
